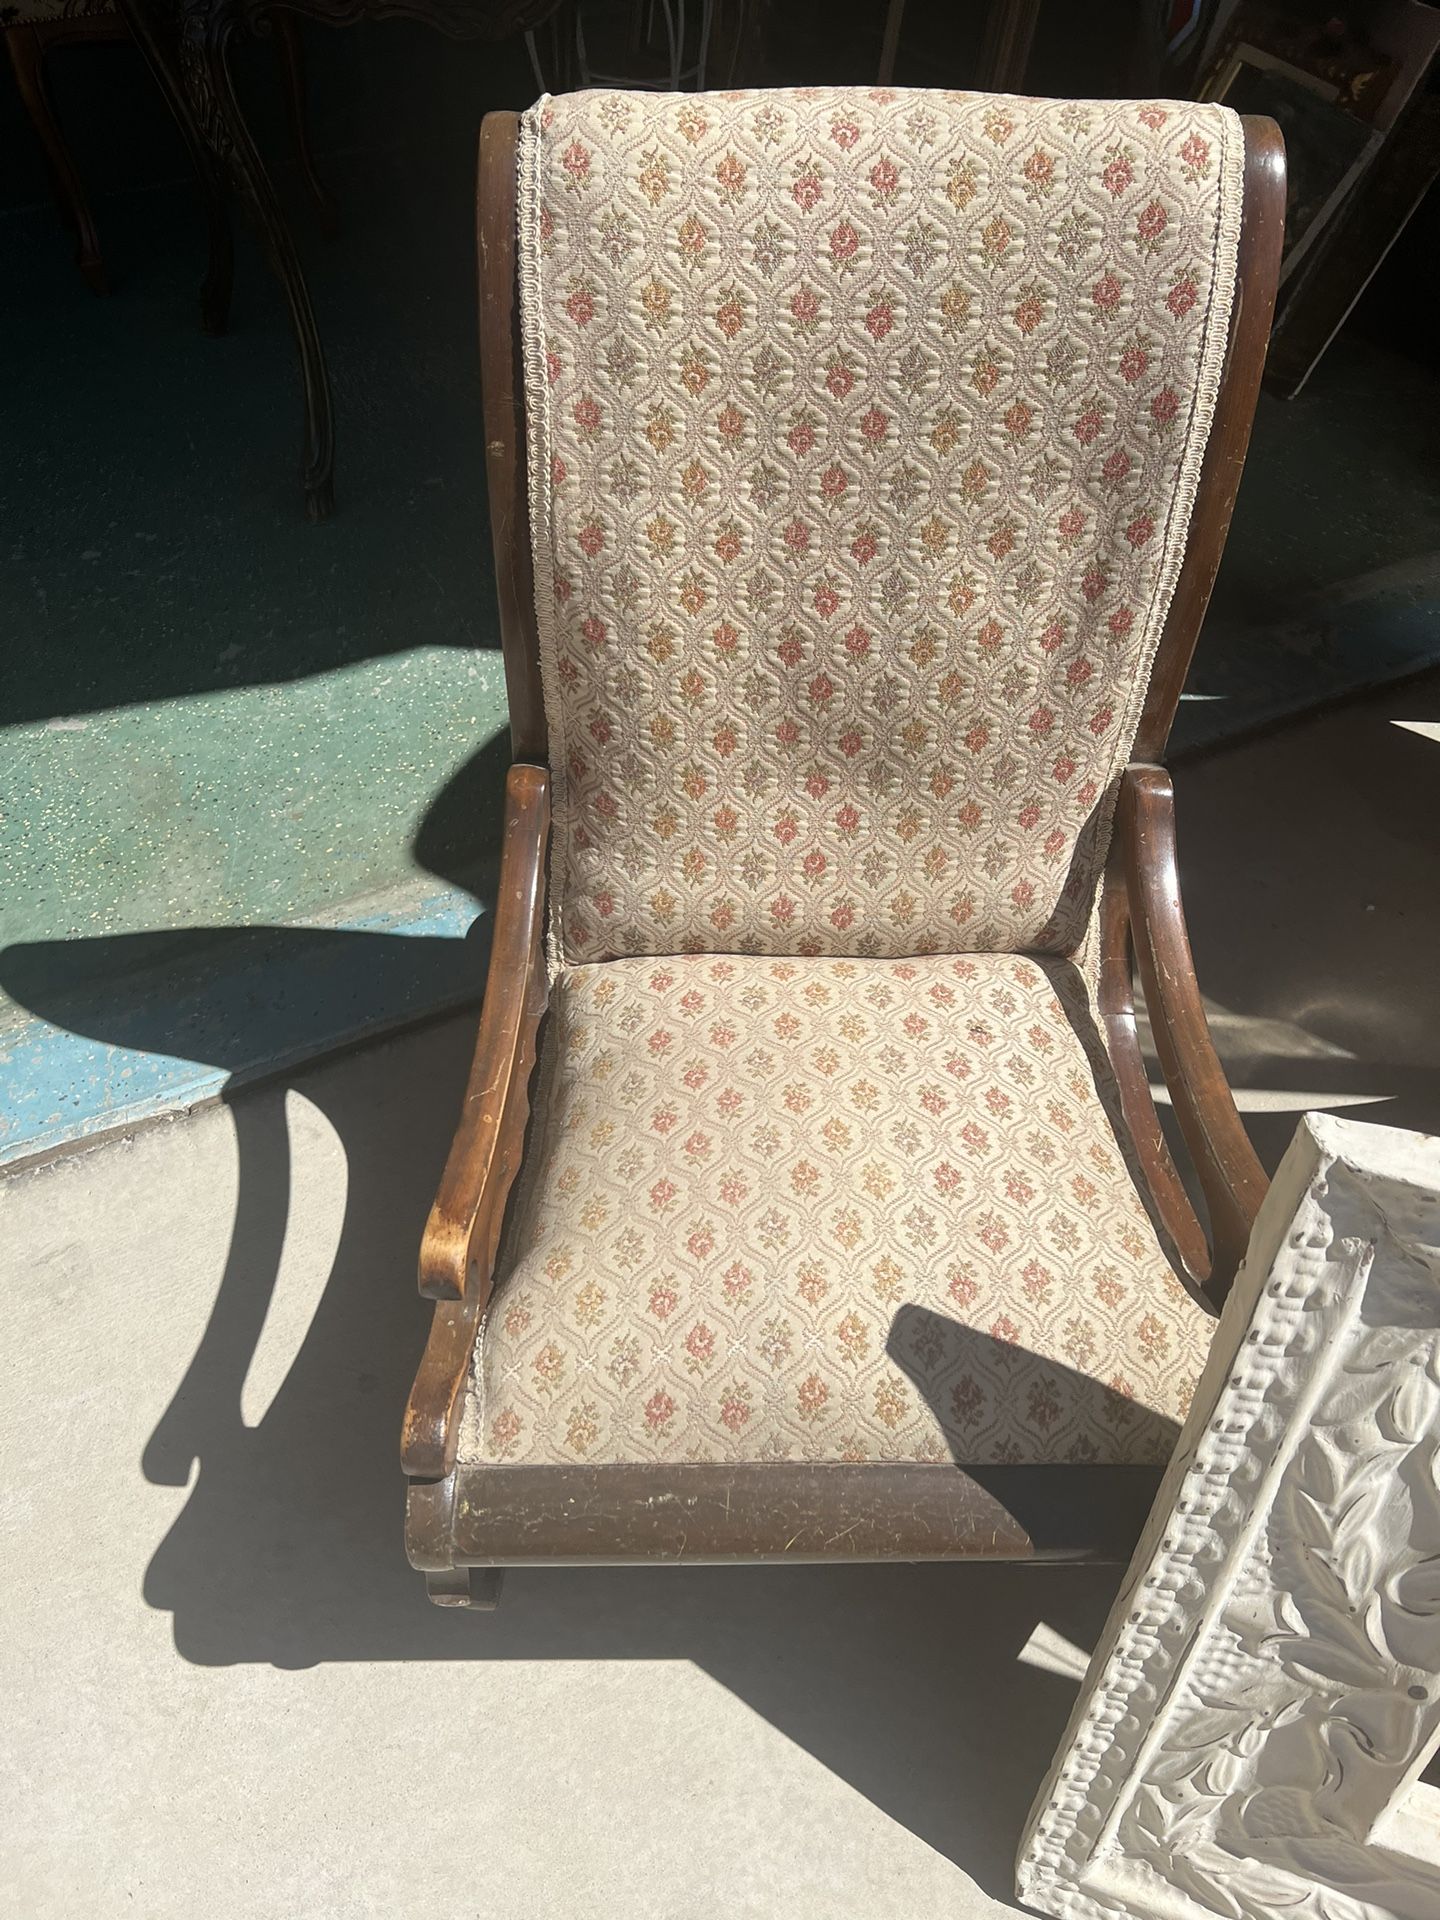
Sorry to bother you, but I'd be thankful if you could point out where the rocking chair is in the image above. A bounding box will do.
[403,86,1286,1603]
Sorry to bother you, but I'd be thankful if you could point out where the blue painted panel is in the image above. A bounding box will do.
[0,883,491,1168]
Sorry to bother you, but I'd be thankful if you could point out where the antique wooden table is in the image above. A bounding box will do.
[116,0,564,519]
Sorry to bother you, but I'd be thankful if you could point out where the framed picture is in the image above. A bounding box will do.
[1203,39,1383,279]
[1202,3,1440,392]
[1162,0,1211,57]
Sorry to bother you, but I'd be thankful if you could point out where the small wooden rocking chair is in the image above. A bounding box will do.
[403,86,1286,1605]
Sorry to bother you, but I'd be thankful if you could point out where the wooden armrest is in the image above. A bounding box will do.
[417,761,550,1304]
[1110,763,1267,1300]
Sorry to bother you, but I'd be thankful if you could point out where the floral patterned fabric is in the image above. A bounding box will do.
[519,88,1243,963]
[463,954,1212,1468]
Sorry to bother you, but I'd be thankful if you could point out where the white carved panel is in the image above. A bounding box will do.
[1017,1113,1440,1920]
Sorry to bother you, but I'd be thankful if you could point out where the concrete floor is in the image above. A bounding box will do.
[4,669,1440,1916]
[2,1023,1119,1919]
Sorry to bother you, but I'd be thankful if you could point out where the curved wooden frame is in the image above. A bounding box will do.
[402,108,1288,1590]
[1108,766,1269,1298]
[401,761,548,1481]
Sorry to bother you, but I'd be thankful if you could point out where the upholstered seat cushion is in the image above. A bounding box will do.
[462,953,1213,1471]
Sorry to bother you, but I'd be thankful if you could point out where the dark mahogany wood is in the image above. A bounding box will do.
[1095,113,1286,1306]
[406,1463,1166,1574]
[402,1297,481,1479]
[1097,833,1214,1295]
[4,8,248,302]
[117,0,235,333]
[478,113,547,762]
[402,760,548,1482]
[425,1566,503,1607]
[270,11,337,233]
[1121,765,1268,1296]
[978,0,1040,92]
[418,760,549,1304]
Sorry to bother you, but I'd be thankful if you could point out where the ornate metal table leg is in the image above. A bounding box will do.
[979,0,1040,92]
[270,10,339,236]
[184,0,335,517]
[875,0,904,83]
[117,0,234,334]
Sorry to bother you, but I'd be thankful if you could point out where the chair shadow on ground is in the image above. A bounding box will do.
[139,1060,1132,1890]
[5,678,1440,1896]
[0,729,1132,1895]
[158,1073,1149,1898]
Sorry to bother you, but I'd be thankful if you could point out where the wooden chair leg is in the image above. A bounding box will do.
[425,1568,504,1610]
[5,23,107,293]
[270,11,337,236]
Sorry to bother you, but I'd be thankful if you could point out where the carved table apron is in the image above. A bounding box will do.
[116,0,563,518]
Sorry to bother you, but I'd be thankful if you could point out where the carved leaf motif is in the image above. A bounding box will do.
[1169,1799,1219,1851]
[1376,1594,1440,1674]
[1130,1786,1169,1841]
[1270,1543,1382,1675]
[1201,1749,1248,1796]
[1266,1632,1379,1692]
[1335,1528,1384,1610]
[1294,1435,1344,1505]
[1145,1743,1214,1787]
[1294,1478,1345,1549]
[1226,1856,1318,1910]
[1167,1846,1247,1919]
[1018,1121,1440,1920]
[1315,1891,1383,1920]
[1411,1447,1440,1553]
[1237,1783,1325,1840]
[1382,1364,1440,1444]
[1390,1554,1440,1614]
[1162,1705,1254,1752]
[1312,1362,1401,1432]
[1325,1689,1421,1771]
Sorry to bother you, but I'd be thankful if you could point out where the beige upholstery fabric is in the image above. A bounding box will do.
[465,954,1212,1469]
[519,88,1243,963]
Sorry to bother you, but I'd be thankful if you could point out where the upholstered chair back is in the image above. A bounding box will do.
[519,87,1243,965]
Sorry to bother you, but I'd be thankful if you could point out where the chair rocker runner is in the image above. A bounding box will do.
[403,86,1287,1600]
